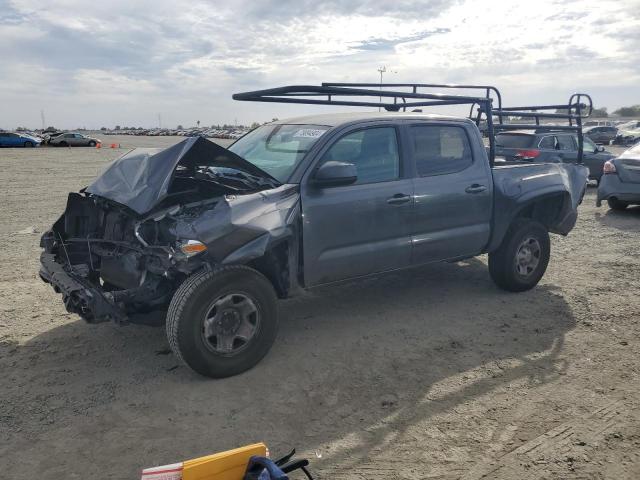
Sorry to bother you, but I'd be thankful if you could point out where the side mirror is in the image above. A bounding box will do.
[597,145,605,152]
[312,161,357,187]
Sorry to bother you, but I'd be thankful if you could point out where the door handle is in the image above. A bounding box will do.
[386,193,412,205]
[465,184,487,194]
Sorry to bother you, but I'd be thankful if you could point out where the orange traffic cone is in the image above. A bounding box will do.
[96,142,102,149]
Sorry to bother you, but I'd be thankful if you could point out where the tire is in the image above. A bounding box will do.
[166,265,278,378]
[88,141,96,147]
[59,141,68,147]
[489,219,550,292]
[23,141,34,148]
[607,198,628,211]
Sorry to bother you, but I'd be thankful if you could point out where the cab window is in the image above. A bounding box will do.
[319,127,400,185]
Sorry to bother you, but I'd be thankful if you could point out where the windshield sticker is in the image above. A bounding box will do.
[292,129,326,139]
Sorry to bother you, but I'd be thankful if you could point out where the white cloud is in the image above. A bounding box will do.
[0,0,638,129]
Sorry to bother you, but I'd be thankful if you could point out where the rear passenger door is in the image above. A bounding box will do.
[407,123,492,264]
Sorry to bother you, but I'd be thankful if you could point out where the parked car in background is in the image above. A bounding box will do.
[43,131,64,145]
[584,120,615,127]
[597,142,640,210]
[584,125,617,144]
[495,131,614,183]
[613,127,640,146]
[617,120,640,130]
[0,131,41,147]
[49,132,101,147]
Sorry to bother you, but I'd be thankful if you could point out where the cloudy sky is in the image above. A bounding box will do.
[1,0,639,129]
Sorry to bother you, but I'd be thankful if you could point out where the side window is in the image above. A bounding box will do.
[556,135,574,151]
[538,136,556,149]
[319,127,400,185]
[582,136,597,152]
[410,125,472,176]
[64,133,74,138]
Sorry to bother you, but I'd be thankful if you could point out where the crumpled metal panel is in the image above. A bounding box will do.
[171,184,300,264]
[86,137,274,215]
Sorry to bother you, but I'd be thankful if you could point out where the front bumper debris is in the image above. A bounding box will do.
[39,252,127,324]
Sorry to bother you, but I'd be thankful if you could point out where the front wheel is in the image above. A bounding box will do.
[24,141,34,147]
[489,220,550,292]
[88,140,96,147]
[166,266,278,378]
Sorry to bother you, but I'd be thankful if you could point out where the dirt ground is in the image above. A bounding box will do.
[1,136,638,480]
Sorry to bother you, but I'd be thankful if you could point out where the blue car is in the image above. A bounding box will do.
[0,132,41,147]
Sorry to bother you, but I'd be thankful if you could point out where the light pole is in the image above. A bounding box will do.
[377,66,386,111]
[377,66,397,111]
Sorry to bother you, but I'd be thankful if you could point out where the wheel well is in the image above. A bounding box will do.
[246,241,291,299]
[514,193,568,230]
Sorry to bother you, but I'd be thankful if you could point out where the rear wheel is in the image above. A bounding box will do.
[489,220,550,292]
[166,266,278,378]
[607,198,628,211]
[59,141,68,147]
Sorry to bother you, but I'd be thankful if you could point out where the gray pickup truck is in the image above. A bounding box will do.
[39,84,590,378]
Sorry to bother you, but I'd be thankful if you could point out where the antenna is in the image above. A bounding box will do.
[40,109,45,130]
[158,113,162,128]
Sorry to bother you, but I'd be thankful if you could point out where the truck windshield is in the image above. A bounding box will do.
[495,134,534,148]
[229,124,330,182]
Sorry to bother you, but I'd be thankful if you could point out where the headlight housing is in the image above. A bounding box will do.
[177,240,207,257]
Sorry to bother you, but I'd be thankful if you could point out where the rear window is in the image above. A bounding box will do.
[410,125,473,176]
[495,134,534,148]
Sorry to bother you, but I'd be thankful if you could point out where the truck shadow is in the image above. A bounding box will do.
[2,258,575,479]
[595,205,640,232]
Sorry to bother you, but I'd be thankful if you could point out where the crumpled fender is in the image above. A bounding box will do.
[171,184,300,265]
[487,163,588,251]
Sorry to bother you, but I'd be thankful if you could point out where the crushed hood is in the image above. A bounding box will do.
[86,136,276,215]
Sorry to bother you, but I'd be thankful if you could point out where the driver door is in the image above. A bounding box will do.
[300,124,413,286]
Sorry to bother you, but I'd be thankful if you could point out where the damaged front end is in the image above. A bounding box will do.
[40,137,300,325]
[40,193,219,324]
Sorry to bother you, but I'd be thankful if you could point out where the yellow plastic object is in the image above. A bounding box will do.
[141,443,268,480]
[184,443,267,480]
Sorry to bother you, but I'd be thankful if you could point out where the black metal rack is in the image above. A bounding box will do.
[232,83,592,166]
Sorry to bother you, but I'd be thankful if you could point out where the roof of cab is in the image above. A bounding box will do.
[271,111,475,127]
